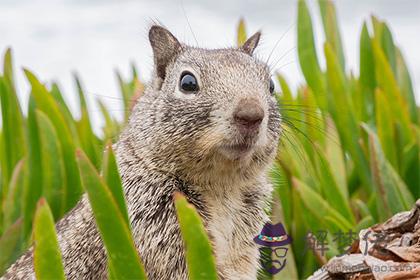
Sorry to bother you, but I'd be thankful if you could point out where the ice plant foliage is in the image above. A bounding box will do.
[0,0,418,279]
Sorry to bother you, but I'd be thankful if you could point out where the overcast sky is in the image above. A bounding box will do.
[0,0,419,132]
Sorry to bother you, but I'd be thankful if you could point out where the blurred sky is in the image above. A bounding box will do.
[0,0,419,132]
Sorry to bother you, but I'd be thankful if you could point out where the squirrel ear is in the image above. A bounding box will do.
[241,31,261,55]
[149,25,181,81]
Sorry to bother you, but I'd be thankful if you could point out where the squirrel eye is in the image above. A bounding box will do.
[179,72,199,93]
[269,78,275,94]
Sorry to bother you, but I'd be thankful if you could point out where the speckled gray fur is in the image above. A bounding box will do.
[2,26,281,280]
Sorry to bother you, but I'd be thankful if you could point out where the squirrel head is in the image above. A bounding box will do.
[124,25,281,186]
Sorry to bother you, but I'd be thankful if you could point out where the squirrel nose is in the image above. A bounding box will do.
[233,99,264,131]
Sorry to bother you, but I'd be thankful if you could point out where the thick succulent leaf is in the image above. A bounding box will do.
[379,23,397,77]
[0,219,23,275]
[0,49,26,194]
[363,124,414,220]
[395,48,418,124]
[371,39,413,144]
[36,110,66,219]
[102,143,130,226]
[278,126,316,186]
[354,199,372,220]
[314,147,354,223]
[375,88,397,167]
[33,198,65,280]
[270,194,299,280]
[116,70,136,121]
[292,177,352,232]
[359,22,375,120]
[324,118,347,196]
[359,23,375,89]
[74,75,100,167]
[24,70,82,211]
[23,98,43,237]
[355,216,374,233]
[324,43,371,189]
[401,142,420,198]
[276,74,293,103]
[301,87,325,147]
[271,163,292,230]
[2,159,25,229]
[318,0,345,70]
[76,150,146,279]
[50,83,80,141]
[174,192,218,280]
[97,99,120,141]
[297,0,326,110]
[237,18,247,46]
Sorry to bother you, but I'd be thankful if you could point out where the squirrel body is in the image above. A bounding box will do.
[3,26,281,280]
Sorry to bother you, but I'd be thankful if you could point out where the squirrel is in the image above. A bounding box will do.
[3,25,281,280]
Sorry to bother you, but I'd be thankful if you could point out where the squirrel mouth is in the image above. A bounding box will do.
[218,132,260,159]
[219,142,255,159]
[226,143,253,152]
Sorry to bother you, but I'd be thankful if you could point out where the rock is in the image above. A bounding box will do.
[307,201,420,280]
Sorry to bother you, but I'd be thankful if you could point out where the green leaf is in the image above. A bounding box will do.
[292,177,352,232]
[36,110,66,219]
[74,74,100,167]
[318,0,345,70]
[349,74,365,122]
[363,124,414,220]
[102,143,130,227]
[3,159,25,229]
[371,15,383,39]
[0,219,23,275]
[116,70,136,121]
[97,99,120,141]
[401,142,420,198]
[380,23,397,77]
[324,118,347,195]
[174,192,218,280]
[50,83,80,140]
[131,62,138,79]
[359,22,375,120]
[278,126,316,185]
[324,43,371,189]
[297,0,326,110]
[24,69,82,211]
[50,83,73,120]
[23,97,43,238]
[396,48,418,124]
[288,190,318,278]
[76,150,146,279]
[354,199,372,220]
[0,129,3,234]
[355,216,374,232]
[314,147,354,223]
[269,194,298,280]
[271,163,292,231]
[33,198,65,280]
[0,49,26,194]
[276,74,293,103]
[301,87,324,147]
[371,39,413,144]
[237,18,247,46]
[375,88,397,168]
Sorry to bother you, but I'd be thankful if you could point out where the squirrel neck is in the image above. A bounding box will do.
[116,138,269,196]
[116,128,271,191]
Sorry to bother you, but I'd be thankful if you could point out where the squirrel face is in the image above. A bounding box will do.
[126,26,281,184]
